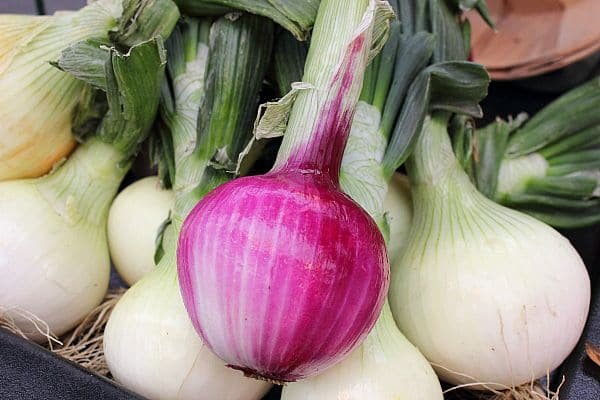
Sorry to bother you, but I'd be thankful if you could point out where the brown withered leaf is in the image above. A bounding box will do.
[585,342,600,367]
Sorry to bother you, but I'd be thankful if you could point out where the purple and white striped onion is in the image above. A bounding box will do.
[177,0,392,382]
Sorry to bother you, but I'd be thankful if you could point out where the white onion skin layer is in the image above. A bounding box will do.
[389,117,591,388]
[383,173,413,265]
[108,176,174,285]
[282,301,443,400]
[104,243,271,400]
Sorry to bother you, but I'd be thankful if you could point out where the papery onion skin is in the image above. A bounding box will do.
[177,171,389,382]
[390,116,591,388]
[108,176,174,285]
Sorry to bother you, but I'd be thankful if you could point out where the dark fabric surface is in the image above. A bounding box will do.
[0,329,144,400]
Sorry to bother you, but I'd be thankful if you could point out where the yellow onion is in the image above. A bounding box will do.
[0,1,121,180]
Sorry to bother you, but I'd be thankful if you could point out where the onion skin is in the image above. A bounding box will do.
[390,116,591,388]
[0,139,125,340]
[177,171,389,382]
[383,173,412,265]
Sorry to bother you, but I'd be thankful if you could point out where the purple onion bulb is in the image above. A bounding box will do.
[177,170,389,382]
[177,0,391,382]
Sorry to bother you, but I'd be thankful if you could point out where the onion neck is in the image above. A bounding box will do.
[37,138,128,227]
[406,114,465,187]
[272,0,370,183]
[167,109,211,230]
[406,114,487,216]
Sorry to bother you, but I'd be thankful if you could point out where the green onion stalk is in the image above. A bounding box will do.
[171,0,494,44]
[461,77,600,228]
[103,16,274,400]
[173,0,320,40]
[0,0,179,180]
[0,4,175,342]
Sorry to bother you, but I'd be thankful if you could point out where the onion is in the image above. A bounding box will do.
[0,36,167,340]
[177,0,394,382]
[282,101,440,399]
[0,1,124,180]
[108,176,174,286]
[0,139,127,340]
[104,249,271,400]
[389,114,591,389]
[283,302,442,399]
[469,78,600,228]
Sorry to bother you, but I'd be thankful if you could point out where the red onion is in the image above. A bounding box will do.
[177,0,392,382]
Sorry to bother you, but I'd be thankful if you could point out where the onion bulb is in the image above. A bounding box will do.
[108,176,174,286]
[0,34,168,341]
[0,139,127,340]
[0,1,122,180]
[389,115,591,389]
[283,116,439,399]
[177,0,394,382]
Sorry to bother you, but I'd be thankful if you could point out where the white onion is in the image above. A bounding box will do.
[282,105,441,399]
[0,1,122,180]
[389,116,591,388]
[282,301,442,400]
[108,176,173,286]
[383,173,412,264]
[0,139,126,340]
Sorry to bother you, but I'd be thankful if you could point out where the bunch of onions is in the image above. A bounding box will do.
[389,113,591,390]
[108,176,174,285]
[464,76,600,228]
[0,31,169,341]
[0,0,179,181]
[104,16,274,400]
